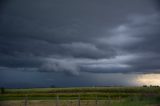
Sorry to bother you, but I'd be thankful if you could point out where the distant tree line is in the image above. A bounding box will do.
[142,85,159,88]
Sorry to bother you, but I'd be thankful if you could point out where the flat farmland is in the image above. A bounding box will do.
[0,87,160,106]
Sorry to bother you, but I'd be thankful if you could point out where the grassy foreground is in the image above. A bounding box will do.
[0,99,158,106]
[0,86,160,106]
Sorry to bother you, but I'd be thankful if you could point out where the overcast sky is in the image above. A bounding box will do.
[0,0,160,88]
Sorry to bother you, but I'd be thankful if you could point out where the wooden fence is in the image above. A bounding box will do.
[23,95,114,106]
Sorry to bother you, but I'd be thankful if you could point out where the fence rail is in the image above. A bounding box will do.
[22,95,116,106]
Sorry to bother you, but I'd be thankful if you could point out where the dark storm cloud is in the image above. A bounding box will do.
[155,0,160,9]
[0,0,160,76]
[0,0,8,9]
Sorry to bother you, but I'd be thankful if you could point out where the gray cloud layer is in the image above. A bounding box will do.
[0,0,160,75]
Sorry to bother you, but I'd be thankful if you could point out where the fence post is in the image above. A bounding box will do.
[78,95,80,106]
[24,95,28,106]
[56,95,59,106]
[96,95,98,106]
[108,96,111,106]
[119,96,121,102]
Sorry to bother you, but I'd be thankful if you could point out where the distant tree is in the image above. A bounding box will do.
[1,87,5,94]
[50,85,56,88]
[150,85,153,88]
[142,85,147,87]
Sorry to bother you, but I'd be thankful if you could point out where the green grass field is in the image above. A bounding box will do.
[0,86,160,106]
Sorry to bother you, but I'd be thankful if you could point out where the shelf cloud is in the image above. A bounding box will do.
[0,0,160,87]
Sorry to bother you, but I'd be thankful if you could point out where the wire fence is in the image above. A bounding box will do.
[21,95,119,106]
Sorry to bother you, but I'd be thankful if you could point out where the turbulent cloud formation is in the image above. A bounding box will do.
[39,58,80,75]
[0,0,160,77]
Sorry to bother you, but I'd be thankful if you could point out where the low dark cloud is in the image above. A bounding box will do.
[0,0,160,80]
